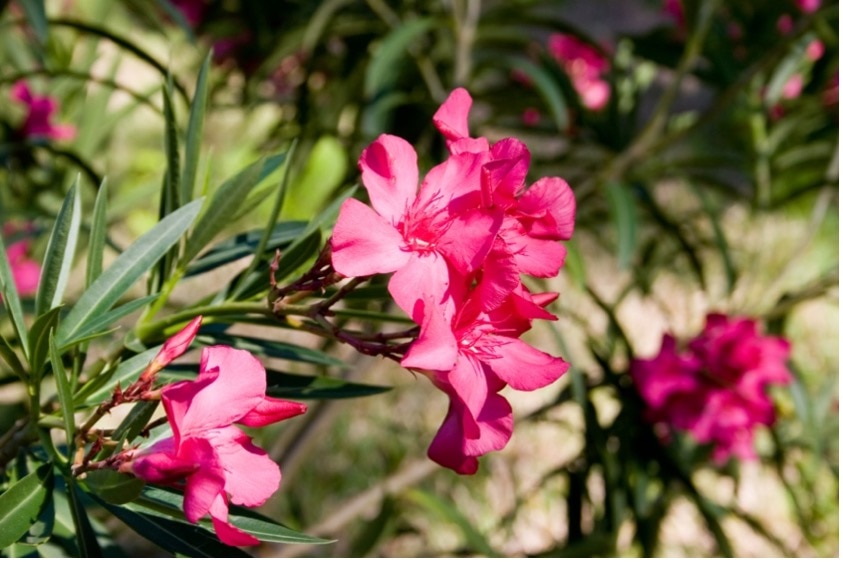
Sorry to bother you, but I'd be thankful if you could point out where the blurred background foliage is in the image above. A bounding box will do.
[0,0,838,556]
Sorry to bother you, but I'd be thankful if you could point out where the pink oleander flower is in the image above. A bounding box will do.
[547,33,611,111]
[10,81,76,141]
[332,87,574,474]
[796,0,821,13]
[805,39,825,62]
[777,14,795,34]
[330,133,500,317]
[122,346,307,546]
[631,314,792,464]
[3,224,41,297]
[404,288,568,474]
[522,107,541,127]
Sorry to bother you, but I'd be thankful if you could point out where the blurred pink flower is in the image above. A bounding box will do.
[631,314,792,463]
[781,75,804,100]
[663,0,685,29]
[10,81,76,141]
[547,33,611,111]
[123,346,306,546]
[522,107,541,126]
[805,39,825,61]
[777,14,794,34]
[3,224,40,297]
[796,0,821,13]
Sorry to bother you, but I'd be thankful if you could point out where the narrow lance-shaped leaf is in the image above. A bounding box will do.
[86,179,109,287]
[604,181,638,270]
[17,0,48,44]
[0,333,28,384]
[180,51,212,206]
[162,77,181,212]
[56,199,203,345]
[37,178,82,316]
[181,154,286,265]
[50,330,76,450]
[27,306,64,381]
[0,463,54,549]
[60,295,159,350]
[65,482,102,557]
[365,18,434,98]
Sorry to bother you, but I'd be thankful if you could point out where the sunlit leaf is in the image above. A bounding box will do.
[0,463,53,549]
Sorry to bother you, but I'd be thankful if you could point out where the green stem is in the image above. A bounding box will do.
[135,302,272,342]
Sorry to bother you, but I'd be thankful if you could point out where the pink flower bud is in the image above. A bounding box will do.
[144,316,203,378]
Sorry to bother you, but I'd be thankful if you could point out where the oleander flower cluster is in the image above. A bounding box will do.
[119,318,307,546]
[631,313,792,464]
[331,88,575,474]
[10,81,75,142]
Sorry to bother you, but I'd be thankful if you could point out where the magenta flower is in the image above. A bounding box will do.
[796,0,821,13]
[547,33,611,111]
[144,316,203,379]
[330,132,500,316]
[170,0,209,27]
[631,314,792,463]
[403,289,568,474]
[3,224,41,297]
[663,0,685,30]
[10,82,76,141]
[123,346,306,546]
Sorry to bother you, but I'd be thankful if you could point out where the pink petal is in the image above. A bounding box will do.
[206,426,281,507]
[12,259,40,296]
[427,360,513,474]
[181,438,226,523]
[481,335,568,391]
[401,296,459,371]
[417,149,485,214]
[482,139,530,206]
[470,238,521,312]
[151,316,202,371]
[165,347,266,436]
[10,81,33,103]
[330,198,410,277]
[436,208,501,274]
[388,252,452,318]
[239,397,307,427]
[209,495,260,546]
[517,177,576,240]
[433,87,472,142]
[511,236,567,278]
[358,135,419,224]
[127,438,198,483]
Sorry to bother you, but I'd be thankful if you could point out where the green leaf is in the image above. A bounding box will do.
[65,482,102,557]
[0,333,28,384]
[404,489,499,556]
[77,347,160,406]
[111,400,158,445]
[56,199,203,345]
[193,334,344,367]
[49,331,76,448]
[181,51,212,206]
[36,176,82,317]
[22,491,54,545]
[162,78,181,212]
[604,181,638,270]
[185,221,307,277]
[0,463,53,549]
[181,154,286,265]
[18,0,48,44]
[27,306,64,380]
[133,486,331,545]
[0,236,30,358]
[84,471,145,505]
[94,498,250,557]
[365,18,434,98]
[265,371,391,400]
[86,179,109,288]
[59,295,159,350]
[502,55,569,131]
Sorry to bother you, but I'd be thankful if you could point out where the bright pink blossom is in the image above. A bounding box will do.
[403,289,568,474]
[10,82,76,141]
[631,314,792,463]
[123,346,306,546]
[332,88,574,474]
[144,316,203,378]
[3,224,40,297]
[547,33,611,111]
